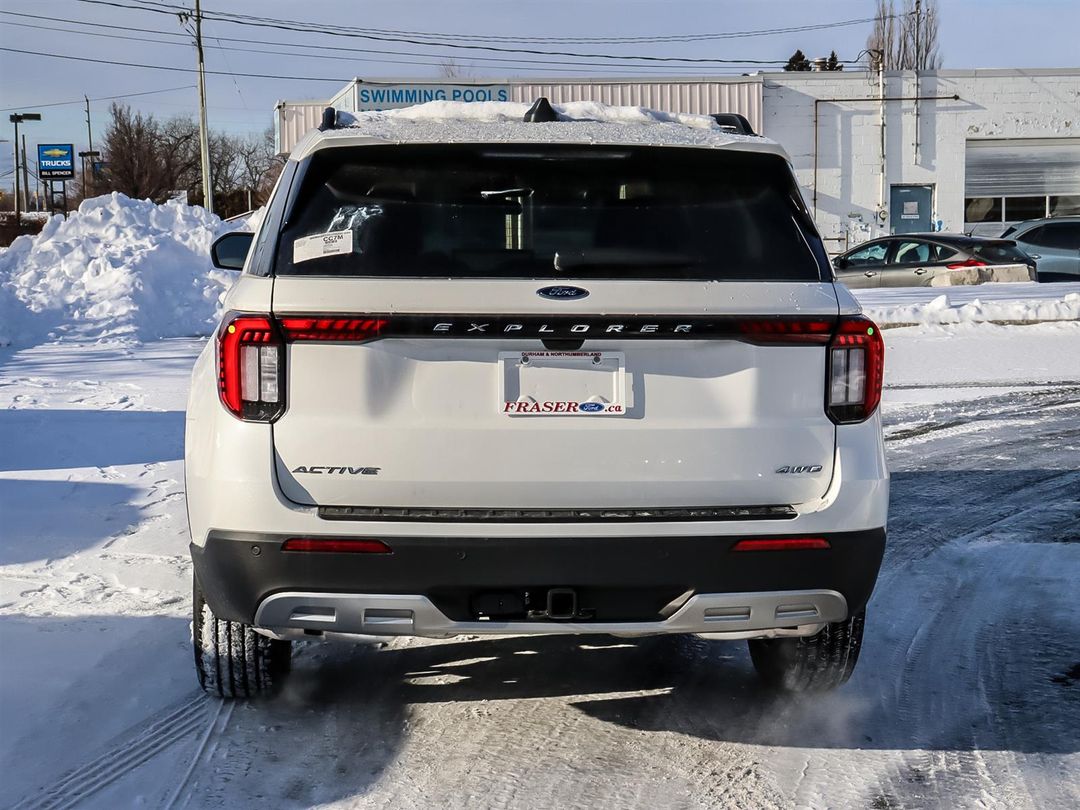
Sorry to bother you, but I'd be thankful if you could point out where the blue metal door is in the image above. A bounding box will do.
[890,185,934,234]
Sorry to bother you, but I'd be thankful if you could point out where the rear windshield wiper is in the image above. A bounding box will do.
[553,249,694,272]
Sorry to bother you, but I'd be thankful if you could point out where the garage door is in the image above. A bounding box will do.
[965,138,1080,235]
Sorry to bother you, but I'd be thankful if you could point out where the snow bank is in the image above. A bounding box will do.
[853,282,1080,326]
[0,193,244,347]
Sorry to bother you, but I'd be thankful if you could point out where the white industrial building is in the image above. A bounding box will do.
[275,68,1080,252]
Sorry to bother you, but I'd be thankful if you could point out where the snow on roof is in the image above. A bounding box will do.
[291,100,787,160]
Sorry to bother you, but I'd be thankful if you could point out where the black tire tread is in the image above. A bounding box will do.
[192,578,290,699]
[748,610,865,692]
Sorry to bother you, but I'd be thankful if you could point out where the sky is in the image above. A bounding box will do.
[2,0,1079,196]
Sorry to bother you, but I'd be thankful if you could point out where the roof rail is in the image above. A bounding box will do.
[710,113,757,136]
[318,106,338,132]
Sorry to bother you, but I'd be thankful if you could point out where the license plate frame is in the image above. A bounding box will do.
[499,350,627,416]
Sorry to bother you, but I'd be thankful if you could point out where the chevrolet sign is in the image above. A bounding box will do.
[38,143,75,180]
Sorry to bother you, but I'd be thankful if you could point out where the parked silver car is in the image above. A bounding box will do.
[833,234,1036,289]
[1000,217,1080,282]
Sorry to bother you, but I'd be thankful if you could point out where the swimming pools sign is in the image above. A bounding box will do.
[38,144,75,180]
[356,84,510,111]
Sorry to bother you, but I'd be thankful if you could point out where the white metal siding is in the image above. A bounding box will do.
[510,80,762,133]
[965,138,1080,196]
[274,102,329,155]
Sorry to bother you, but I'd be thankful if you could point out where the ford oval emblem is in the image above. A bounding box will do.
[537,285,589,301]
[579,402,605,412]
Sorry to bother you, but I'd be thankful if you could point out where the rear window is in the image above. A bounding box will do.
[971,241,1029,263]
[273,144,826,281]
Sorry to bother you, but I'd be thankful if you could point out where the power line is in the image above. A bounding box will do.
[0,49,790,86]
[68,0,884,64]
[114,0,889,45]
[0,84,197,113]
[0,17,796,74]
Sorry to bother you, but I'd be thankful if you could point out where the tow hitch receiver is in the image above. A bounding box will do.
[545,588,578,620]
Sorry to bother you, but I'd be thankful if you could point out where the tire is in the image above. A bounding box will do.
[1037,272,1080,284]
[748,610,864,692]
[192,578,291,699]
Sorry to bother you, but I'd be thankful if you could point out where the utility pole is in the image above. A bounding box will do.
[194,0,213,213]
[9,135,15,223]
[83,96,95,199]
[914,0,922,163]
[85,96,94,154]
[21,134,30,214]
[9,112,41,226]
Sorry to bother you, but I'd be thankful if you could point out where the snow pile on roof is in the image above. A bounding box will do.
[854,283,1080,326]
[0,193,241,347]
[328,100,771,150]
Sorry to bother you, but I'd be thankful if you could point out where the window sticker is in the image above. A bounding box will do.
[293,230,354,264]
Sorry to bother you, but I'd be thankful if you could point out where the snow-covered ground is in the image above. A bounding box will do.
[2,320,1078,809]
[1,192,1078,807]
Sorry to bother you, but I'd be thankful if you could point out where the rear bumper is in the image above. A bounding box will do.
[253,590,849,640]
[191,528,885,638]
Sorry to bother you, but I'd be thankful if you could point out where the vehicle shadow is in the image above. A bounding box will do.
[0,478,145,564]
[0,409,184,472]
[266,612,1077,760]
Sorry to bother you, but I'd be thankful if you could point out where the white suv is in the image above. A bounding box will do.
[186,102,888,698]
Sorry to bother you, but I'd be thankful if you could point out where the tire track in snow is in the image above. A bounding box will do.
[9,695,208,810]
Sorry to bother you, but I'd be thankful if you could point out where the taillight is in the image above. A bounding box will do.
[217,313,285,421]
[736,318,834,344]
[826,315,884,424]
[277,317,388,342]
[946,258,988,269]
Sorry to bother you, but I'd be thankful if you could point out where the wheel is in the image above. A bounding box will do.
[192,578,291,699]
[748,610,865,692]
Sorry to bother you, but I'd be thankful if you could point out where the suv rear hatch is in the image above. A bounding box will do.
[263,144,843,512]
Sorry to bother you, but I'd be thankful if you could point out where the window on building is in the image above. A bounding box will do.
[964,197,1002,223]
[1049,195,1080,217]
[1003,197,1048,221]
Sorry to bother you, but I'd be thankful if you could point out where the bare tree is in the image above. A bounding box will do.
[438,57,472,79]
[99,104,280,215]
[867,0,942,70]
[235,129,286,209]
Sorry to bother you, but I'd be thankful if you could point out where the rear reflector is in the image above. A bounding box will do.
[731,537,831,552]
[281,538,393,554]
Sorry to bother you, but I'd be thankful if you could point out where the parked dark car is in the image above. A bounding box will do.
[1000,217,1080,282]
[833,234,1036,289]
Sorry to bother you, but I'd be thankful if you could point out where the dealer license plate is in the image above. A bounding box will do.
[499,351,626,416]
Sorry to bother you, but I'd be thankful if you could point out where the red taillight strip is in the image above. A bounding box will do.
[731,537,831,552]
[736,318,834,345]
[281,538,393,554]
[278,317,388,342]
[272,315,837,345]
